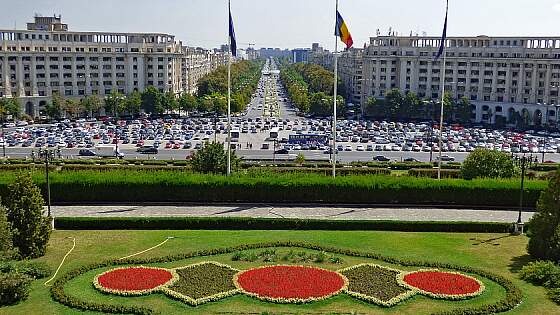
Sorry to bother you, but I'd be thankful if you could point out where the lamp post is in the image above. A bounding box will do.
[42,148,54,228]
[1,110,5,158]
[511,153,534,234]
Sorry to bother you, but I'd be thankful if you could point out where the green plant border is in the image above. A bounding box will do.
[50,241,523,315]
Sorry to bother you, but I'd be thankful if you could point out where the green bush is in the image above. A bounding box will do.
[528,169,560,261]
[548,288,560,304]
[191,141,240,174]
[246,167,390,176]
[461,149,515,179]
[530,163,560,172]
[408,168,461,179]
[0,272,32,306]
[520,261,560,286]
[0,206,15,261]
[0,260,51,279]
[4,173,52,259]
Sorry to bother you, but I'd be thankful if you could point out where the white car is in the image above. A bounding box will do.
[356,145,365,151]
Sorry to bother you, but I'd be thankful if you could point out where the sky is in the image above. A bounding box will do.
[1,0,560,51]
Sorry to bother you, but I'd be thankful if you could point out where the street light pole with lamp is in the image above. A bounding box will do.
[511,153,535,235]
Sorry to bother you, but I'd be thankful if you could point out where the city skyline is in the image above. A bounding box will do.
[1,0,560,50]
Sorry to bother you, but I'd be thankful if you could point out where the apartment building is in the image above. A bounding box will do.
[0,15,229,117]
[334,35,560,125]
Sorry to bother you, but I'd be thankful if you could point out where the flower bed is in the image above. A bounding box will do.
[162,262,240,306]
[93,266,178,296]
[338,264,416,307]
[399,269,485,299]
[234,265,348,303]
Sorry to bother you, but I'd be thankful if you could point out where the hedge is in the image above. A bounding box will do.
[54,217,517,233]
[0,170,545,207]
[530,163,559,172]
[246,167,391,176]
[408,168,462,179]
[50,241,522,315]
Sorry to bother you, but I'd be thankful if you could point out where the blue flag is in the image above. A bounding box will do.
[435,0,448,61]
[229,1,237,57]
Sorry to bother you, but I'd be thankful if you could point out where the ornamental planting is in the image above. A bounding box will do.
[93,260,486,306]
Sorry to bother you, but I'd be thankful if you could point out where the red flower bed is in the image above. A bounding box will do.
[97,267,174,292]
[235,265,346,302]
[403,271,481,296]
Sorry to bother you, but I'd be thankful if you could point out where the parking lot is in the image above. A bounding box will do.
[2,58,560,163]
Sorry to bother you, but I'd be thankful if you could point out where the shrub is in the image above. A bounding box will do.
[528,169,560,261]
[4,173,52,259]
[0,205,13,260]
[519,261,560,286]
[295,153,305,165]
[548,288,560,304]
[0,272,32,306]
[0,260,51,279]
[408,168,461,179]
[461,149,515,179]
[191,141,240,174]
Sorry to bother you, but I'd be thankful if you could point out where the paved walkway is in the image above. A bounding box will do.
[49,205,535,223]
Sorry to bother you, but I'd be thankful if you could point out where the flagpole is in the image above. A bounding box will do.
[227,0,232,176]
[437,1,448,181]
[332,0,339,178]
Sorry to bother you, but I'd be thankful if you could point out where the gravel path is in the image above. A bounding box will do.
[49,205,535,223]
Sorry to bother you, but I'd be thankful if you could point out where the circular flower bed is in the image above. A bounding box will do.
[401,270,484,299]
[94,266,176,295]
[234,265,347,303]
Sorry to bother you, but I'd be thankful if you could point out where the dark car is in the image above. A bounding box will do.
[373,155,391,162]
[136,146,158,154]
[404,157,420,163]
[274,148,290,154]
[78,149,96,157]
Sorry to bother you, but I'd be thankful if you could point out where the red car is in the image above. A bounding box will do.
[165,142,172,149]
[136,140,144,147]
[173,143,181,149]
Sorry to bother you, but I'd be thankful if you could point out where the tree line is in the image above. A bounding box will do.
[279,62,346,117]
[364,89,473,123]
[1,60,263,121]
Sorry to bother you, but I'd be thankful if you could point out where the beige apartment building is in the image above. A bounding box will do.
[0,15,228,117]
[334,35,560,126]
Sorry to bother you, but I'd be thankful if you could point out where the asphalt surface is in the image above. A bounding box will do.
[49,205,535,223]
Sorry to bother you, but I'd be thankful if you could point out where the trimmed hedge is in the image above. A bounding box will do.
[247,167,391,176]
[408,168,462,179]
[54,217,517,233]
[49,241,522,315]
[530,163,560,172]
[0,170,545,207]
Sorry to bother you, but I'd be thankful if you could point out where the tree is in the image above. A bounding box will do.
[210,93,227,115]
[528,168,560,261]
[0,98,21,120]
[178,93,198,115]
[384,89,403,120]
[125,91,142,116]
[295,153,305,165]
[460,148,515,180]
[161,91,178,114]
[191,141,240,174]
[61,98,82,119]
[455,97,473,124]
[81,95,103,118]
[104,90,125,117]
[44,94,63,120]
[141,86,162,114]
[4,173,51,259]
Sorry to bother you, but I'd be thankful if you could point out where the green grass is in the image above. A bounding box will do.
[1,230,558,315]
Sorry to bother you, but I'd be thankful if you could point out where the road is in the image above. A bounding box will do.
[49,205,534,223]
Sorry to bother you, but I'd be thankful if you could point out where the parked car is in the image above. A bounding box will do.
[373,155,391,162]
[136,146,158,154]
[78,149,96,157]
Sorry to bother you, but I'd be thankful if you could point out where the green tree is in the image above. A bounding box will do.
[455,96,473,124]
[61,98,82,119]
[295,153,305,165]
[384,89,403,120]
[460,148,515,179]
[4,173,51,259]
[81,95,103,118]
[0,98,21,120]
[528,168,560,261]
[161,91,178,114]
[178,93,198,115]
[125,91,142,116]
[104,90,125,117]
[191,141,240,174]
[210,93,227,115]
[141,86,163,114]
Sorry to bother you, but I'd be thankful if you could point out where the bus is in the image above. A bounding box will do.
[269,127,280,139]
[288,134,329,146]
[230,128,240,142]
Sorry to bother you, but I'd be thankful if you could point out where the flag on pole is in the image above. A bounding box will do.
[335,10,353,49]
[229,1,237,57]
[434,0,449,60]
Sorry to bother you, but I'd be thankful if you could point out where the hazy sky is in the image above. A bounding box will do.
[1,0,560,50]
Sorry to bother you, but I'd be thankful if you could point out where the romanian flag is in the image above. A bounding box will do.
[229,0,237,57]
[335,10,353,49]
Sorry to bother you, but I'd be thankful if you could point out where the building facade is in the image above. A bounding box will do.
[291,48,310,63]
[0,16,229,117]
[333,35,560,126]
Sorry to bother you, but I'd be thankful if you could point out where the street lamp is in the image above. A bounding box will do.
[1,110,5,158]
[511,153,535,234]
[41,148,54,228]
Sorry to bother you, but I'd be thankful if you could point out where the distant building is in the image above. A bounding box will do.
[291,48,310,63]
[258,47,291,59]
[0,15,228,117]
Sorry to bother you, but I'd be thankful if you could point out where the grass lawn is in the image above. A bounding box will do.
[1,230,557,315]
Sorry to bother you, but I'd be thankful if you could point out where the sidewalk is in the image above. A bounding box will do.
[50,205,535,223]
